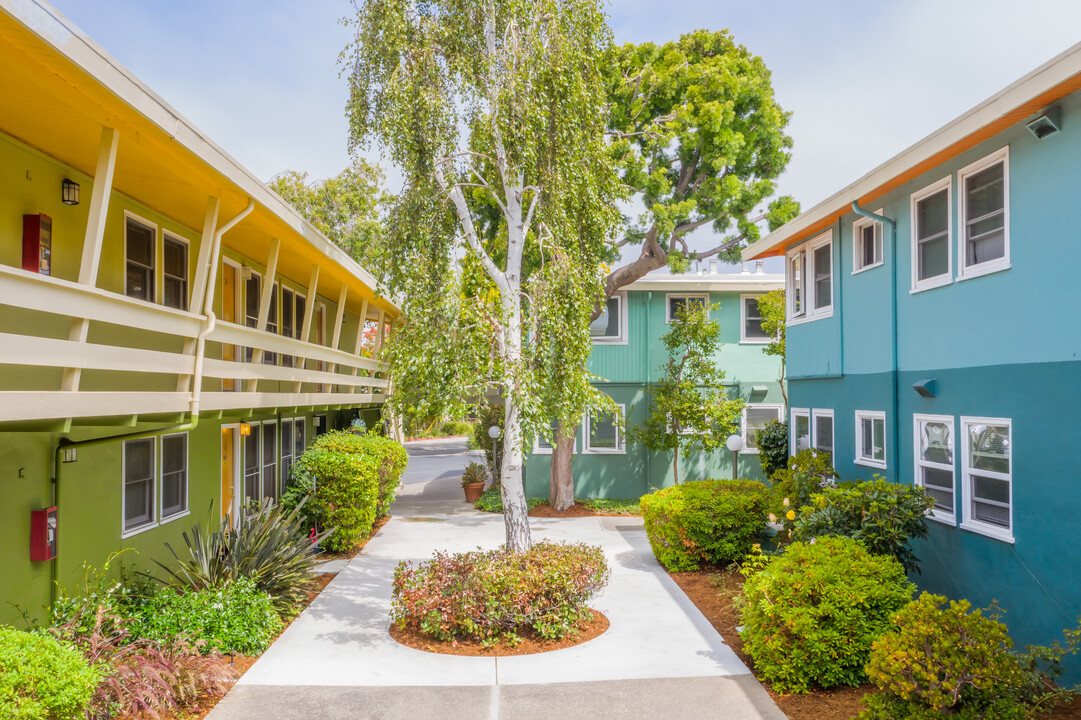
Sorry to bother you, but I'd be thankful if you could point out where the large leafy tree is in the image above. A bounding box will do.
[344,0,620,550]
[632,303,744,484]
[268,160,385,265]
[548,30,799,505]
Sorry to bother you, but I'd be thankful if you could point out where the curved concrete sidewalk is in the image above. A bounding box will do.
[206,439,785,719]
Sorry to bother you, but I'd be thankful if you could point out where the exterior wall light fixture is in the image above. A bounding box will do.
[62,179,80,205]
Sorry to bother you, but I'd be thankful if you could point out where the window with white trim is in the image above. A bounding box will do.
[812,409,834,457]
[293,418,306,463]
[854,410,886,469]
[852,213,883,273]
[123,438,155,533]
[666,294,708,323]
[914,415,955,523]
[160,433,188,519]
[786,231,833,322]
[533,420,577,455]
[740,295,770,343]
[125,216,156,302]
[961,417,1013,541]
[911,177,952,291]
[590,294,627,343]
[585,405,625,453]
[261,421,278,501]
[162,234,189,311]
[958,147,1009,279]
[791,408,810,454]
[243,426,261,502]
[281,418,299,487]
[742,404,783,453]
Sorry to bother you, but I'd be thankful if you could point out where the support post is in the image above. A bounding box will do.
[246,237,280,391]
[178,196,221,392]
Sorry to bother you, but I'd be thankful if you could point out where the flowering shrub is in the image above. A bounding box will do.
[0,627,99,720]
[768,449,838,531]
[859,593,1081,720]
[132,577,283,655]
[793,477,934,574]
[640,479,770,571]
[738,536,914,693]
[391,542,610,644]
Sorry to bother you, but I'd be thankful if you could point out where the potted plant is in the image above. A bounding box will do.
[461,462,487,503]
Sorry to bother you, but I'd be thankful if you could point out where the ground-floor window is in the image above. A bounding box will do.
[261,421,278,502]
[742,404,783,454]
[914,414,955,523]
[123,432,189,536]
[961,417,1013,542]
[854,410,886,469]
[243,426,261,502]
[161,433,188,519]
[281,417,306,489]
[812,409,834,457]
[123,438,155,534]
[585,405,625,454]
[791,408,810,454]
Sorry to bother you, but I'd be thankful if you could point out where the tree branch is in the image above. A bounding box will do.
[433,159,509,295]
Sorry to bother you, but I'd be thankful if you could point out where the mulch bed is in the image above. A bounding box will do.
[389,609,609,657]
[669,567,1081,720]
[529,502,638,517]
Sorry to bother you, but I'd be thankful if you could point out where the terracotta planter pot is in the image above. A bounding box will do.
[463,481,485,503]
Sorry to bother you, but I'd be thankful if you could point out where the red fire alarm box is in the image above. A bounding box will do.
[30,506,58,561]
[23,214,53,276]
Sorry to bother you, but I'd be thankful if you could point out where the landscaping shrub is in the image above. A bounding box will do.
[738,536,914,693]
[132,577,283,655]
[754,420,789,478]
[859,593,1081,720]
[156,498,329,612]
[312,430,407,517]
[581,498,640,515]
[793,477,935,574]
[768,448,838,531]
[391,541,610,644]
[0,627,99,720]
[639,479,770,571]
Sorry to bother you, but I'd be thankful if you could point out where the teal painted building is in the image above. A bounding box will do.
[523,265,785,499]
[743,44,1081,674]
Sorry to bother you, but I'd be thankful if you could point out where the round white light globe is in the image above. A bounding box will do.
[488,425,502,440]
[725,433,745,452]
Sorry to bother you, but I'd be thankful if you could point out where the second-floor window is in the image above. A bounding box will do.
[852,214,883,273]
[911,177,952,291]
[590,294,626,343]
[666,294,708,323]
[162,235,188,311]
[125,216,155,302]
[741,295,769,343]
[786,231,832,322]
[959,147,1009,278]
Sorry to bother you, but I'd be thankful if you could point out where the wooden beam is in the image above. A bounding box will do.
[328,285,348,383]
[178,195,221,392]
[292,264,320,394]
[246,237,281,388]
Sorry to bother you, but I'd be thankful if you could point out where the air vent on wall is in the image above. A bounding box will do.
[1026,106,1062,140]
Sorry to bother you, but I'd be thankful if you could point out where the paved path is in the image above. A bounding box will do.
[207,438,785,720]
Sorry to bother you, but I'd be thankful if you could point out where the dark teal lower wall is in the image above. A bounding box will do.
[790,360,1081,679]
[524,381,781,499]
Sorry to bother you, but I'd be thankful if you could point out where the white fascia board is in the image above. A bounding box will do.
[743,39,1081,261]
[623,273,784,293]
[2,0,395,312]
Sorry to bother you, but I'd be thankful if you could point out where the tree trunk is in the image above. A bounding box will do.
[672,446,680,485]
[499,397,533,552]
[549,423,577,511]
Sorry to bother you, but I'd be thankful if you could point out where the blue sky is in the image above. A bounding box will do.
[50,0,1081,269]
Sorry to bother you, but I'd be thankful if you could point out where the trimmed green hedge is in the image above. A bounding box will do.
[0,627,99,720]
[639,479,770,571]
[738,536,915,693]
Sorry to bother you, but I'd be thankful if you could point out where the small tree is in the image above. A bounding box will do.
[756,288,786,410]
[633,303,744,484]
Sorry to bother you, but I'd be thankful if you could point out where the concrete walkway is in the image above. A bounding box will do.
[207,438,785,720]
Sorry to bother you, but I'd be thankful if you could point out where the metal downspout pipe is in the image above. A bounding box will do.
[48,199,254,606]
[851,201,899,482]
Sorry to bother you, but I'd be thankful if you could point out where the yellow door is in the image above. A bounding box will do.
[221,427,235,522]
[222,264,236,391]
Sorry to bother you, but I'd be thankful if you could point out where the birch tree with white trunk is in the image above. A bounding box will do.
[344,0,619,550]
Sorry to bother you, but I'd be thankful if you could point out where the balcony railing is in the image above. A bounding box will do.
[0,264,388,425]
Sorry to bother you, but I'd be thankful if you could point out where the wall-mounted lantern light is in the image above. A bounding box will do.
[62,179,80,205]
[240,423,252,436]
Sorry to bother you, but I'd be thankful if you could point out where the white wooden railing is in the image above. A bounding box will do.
[0,265,388,424]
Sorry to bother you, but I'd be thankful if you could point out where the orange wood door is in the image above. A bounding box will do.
[221,427,235,522]
[222,265,236,391]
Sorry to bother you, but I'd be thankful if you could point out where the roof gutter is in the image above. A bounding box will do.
[851,202,900,484]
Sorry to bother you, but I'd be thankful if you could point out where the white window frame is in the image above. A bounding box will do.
[159,432,190,522]
[261,419,279,502]
[161,231,190,311]
[533,424,578,455]
[786,230,833,324]
[910,176,953,293]
[665,293,709,324]
[242,421,263,504]
[851,210,884,274]
[124,211,158,304]
[590,292,629,344]
[790,408,810,454]
[914,414,956,525]
[122,437,157,537]
[854,410,887,469]
[741,404,784,454]
[584,404,626,454]
[960,416,1014,543]
[811,408,834,457]
[740,294,770,344]
[957,147,1010,281]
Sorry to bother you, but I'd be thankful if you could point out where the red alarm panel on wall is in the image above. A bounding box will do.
[30,506,58,561]
[23,213,52,276]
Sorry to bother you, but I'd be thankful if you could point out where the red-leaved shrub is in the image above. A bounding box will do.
[391,541,610,644]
